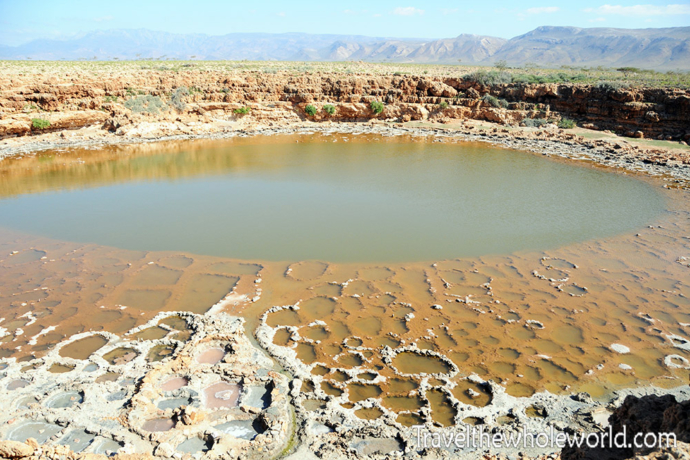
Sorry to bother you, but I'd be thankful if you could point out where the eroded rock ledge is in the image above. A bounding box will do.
[0,71,688,141]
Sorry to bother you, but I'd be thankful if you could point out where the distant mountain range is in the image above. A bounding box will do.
[2,26,689,70]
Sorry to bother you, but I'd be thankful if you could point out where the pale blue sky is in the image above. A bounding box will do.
[1,0,689,46]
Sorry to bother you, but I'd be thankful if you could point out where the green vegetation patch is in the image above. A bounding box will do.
[31,118,51,129]
[304,104,317,116]
[370,101,385,114]
[558,118,576,129]
[124,94,167,114]
[481,94,509,109]
[170,87,189,111]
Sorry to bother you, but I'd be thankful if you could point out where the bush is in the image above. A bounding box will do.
[481,94,508,109]
[169,87,189,111]
[596,81,630,92]
[124,95,167,114]
[304,104,317,116]
[234,106,251,115]
[463,70,512,86]
[370,101,385,114]
[31,118,50,130]
[104,95,118,103]
[558,118,576,129]
[511,72,589,85]
[323,104,336,116]
[523,118,549,128]
[438,101,449,109]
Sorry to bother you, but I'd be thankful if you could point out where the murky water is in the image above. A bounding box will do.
[0,134,687,428]
[0,135,663,263]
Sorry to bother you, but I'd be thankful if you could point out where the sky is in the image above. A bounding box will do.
[1,0,689,46]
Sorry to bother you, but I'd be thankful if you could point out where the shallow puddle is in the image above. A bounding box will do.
[7,379,30,390]
[355,407,384,420]
[142,418,175,432]
[215,420,264,440]
[59,335,108,359]
[103,347,138,365]
[397,413,425,427]
[48,363,75,374]
[45,391,84,409]
[196,347,226,365]
[427,389,456,427]
[203,382,241,409]
[177,437,212,453]
[392,352,451,375]
[132,326,169,341]
[60,429,95,453]
[7,421,62,443]
[147,344,175,362]
[347,383,383,402]
[382,395,424,412]
[158,397,193,410]
[160,376,189,391]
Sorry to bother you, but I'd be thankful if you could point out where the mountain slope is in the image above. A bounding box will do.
[487,26,690,69]
[1,27,688,69]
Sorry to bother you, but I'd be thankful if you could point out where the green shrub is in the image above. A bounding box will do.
[323,104,336,116]
[234,106,251,115]
[169,87,189,111]
[438,101,449,109]
[523,118,549,128]
[558,118,576,129]
[511,72,589,85]
[124,95,167,114]
[481,94,508,109]
[370,101,385,114]
[596,81,629,92]
[463,70,512,86]
[304,104,317,116]
[31,118,50,130]
[104,95,118,103]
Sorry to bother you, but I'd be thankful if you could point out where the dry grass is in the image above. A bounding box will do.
[1,60,688,88]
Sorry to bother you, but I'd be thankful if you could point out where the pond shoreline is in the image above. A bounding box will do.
[1,120,689,189]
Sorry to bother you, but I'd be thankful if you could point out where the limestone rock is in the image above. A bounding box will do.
[0,441,34,458]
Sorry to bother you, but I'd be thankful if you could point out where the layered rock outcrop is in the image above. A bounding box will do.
[1,72,688,140]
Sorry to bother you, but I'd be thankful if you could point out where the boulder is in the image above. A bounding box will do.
[0,441,34,459]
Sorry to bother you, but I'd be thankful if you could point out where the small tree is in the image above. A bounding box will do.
[616,67,639,78]
[304,104,317,116]
[494,59,508,71]
[438,101,449,110]
[370,101,384,114]
[233,107,251,115]
[323,104,336,116]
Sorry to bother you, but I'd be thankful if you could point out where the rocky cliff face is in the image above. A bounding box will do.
[0,71,688,141]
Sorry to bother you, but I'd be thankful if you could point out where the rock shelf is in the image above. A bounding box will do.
[0,312,292,460]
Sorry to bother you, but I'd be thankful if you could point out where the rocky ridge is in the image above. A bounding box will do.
[1,71,689,142]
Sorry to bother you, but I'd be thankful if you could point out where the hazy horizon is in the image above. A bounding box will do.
[2,0,689,46]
